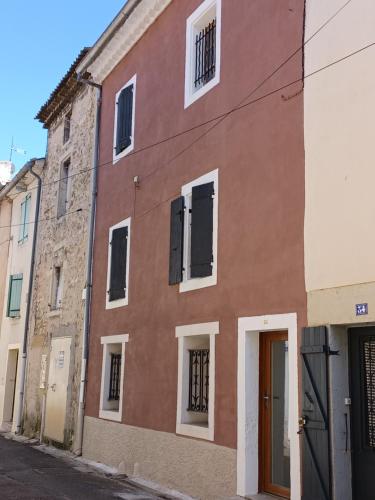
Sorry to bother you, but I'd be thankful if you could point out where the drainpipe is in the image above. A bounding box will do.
[15,162,42,434]
[75,76,102,455]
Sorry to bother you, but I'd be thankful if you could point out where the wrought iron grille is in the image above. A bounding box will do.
[194,19,216,88]
[363,338,375,447]
[109,353,121,401]
[188,349,209,413]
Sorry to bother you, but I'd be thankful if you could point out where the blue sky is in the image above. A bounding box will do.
[0,1,125,172]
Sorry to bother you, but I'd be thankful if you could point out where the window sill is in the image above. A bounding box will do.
[99,409,122,422]
[105,296,128,310]
[184,75,220,109]
[47,309,61,318]
[179,274,217,293]
[113,142,134,165]
[176,423,213,441]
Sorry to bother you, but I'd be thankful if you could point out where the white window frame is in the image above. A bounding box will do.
[106,217,131,310]
[176,321,219,441]
[184,0,221,109]
[113,74,137,164]
[99,334,129,422]
[57,157,71,219]
[180,169,218,293]
[50,265,63,310]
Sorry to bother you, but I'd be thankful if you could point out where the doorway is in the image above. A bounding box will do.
[44,337,71,443]
[3,349,19,424]
[349,326,375,500]
[259,331,290,498]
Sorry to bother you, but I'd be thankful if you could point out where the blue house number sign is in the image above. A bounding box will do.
[356,303,368,316]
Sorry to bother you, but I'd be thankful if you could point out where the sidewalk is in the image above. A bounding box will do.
[0,433,189,500]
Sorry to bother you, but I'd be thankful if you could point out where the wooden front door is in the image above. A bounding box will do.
[260,331,290,498]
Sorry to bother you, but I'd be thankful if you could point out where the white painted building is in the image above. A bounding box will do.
[0,159,44,432]
[304,1,375,499]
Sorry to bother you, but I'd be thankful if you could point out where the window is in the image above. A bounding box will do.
[169,169,218,292]
[19,194,31,244]
[113,75,136,163]
[184,0,221,108]
[176,322,219,440]
[50,266,63,310]
[7,274,23,318]
[57,159,71,218]
[106,217,131,309]
[99,334,129,422]
[63,111,71,144]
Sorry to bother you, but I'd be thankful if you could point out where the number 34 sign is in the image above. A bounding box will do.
[356,303,368,316]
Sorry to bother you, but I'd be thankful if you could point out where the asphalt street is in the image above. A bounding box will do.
[0,435,173,500]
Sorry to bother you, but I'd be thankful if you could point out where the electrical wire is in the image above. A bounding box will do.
[1,38,374,229]
[8,0,353,197]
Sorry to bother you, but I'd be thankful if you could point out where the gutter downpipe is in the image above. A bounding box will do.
[75,78,102,455]
[15,162,42,434]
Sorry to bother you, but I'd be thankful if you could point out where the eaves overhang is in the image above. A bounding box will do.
[76,0,173,83]
[0,158,45,201]
[35,48,91,129]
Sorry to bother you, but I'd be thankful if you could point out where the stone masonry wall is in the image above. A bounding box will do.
[23,84,96,451]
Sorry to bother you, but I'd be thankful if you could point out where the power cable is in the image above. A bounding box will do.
[10,0,353,196]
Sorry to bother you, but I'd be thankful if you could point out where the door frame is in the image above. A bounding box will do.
[259,330,290,498]
[237,313,300,499]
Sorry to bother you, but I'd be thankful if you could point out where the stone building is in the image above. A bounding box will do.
[22,49,96,452]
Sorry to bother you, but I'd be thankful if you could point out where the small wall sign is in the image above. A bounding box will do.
[356,303,368,316]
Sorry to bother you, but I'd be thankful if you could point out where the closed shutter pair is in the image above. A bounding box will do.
[116,84,134,155]
[169,181,214,285]
[108,227,128,301]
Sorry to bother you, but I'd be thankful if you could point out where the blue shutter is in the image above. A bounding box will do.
[18,194,31,243]
[24,194,31,240]
[7,274,23,317]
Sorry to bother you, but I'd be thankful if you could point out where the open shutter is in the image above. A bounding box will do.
[116,84,133,155]
[109,226,128,301]
[24,195,31,239]
[169,196,184,285]
[19,199,26,242]
[190,181,214,278]
[300,326,332,500]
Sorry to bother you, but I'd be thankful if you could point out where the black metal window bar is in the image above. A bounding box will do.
[188,349,209,412]
[194,19,216,88]
[363,338,375,447]
[108,353,121,401]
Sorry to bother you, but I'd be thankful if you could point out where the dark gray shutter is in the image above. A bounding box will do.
[190,181,214,278]
[169,196,184,285]
[109,226,128,301]
[300,326,332,500]
[116,84,133,155]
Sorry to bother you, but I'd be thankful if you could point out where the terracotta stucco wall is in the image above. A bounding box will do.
[87,0,307,450]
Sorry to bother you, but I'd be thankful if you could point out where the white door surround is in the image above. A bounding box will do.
[237,313,300,499]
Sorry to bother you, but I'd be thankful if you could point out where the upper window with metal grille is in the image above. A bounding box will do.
[184,0,221,108]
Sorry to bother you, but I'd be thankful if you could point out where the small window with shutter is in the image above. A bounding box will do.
[7,274,23,318]
[106,218,131,309]
[113,75,136,163]
[19,194,31,244]
[169,169,218,292]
